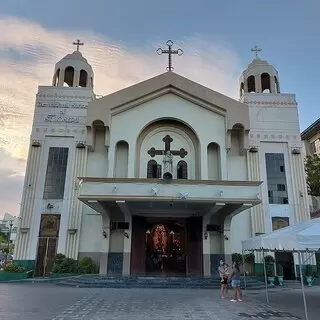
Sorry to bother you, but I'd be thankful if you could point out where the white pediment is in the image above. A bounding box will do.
[87,72,249,131]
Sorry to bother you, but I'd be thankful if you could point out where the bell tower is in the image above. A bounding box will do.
[239,46,280,97]
[52,40,94,88]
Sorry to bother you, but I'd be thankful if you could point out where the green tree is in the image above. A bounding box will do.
[305,155,320,196]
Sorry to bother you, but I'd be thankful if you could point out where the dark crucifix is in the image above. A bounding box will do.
[73,39,84,51]
[147,135,188,158]
[156,40,183,71]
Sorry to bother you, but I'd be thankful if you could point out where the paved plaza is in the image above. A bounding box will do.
[0,283,317,320]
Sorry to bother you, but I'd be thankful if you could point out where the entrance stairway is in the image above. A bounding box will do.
[55,275,266,289]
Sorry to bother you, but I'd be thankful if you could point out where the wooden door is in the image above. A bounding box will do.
[186,217,203,276]
[35,237,58,276]
[35,214,60,277]
[130,216,147,275]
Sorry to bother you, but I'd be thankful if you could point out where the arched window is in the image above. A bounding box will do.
[147,160,161,178]
[247,75,255,93]
[261,73,271,92]
[177,161,188,179]
[64,66,74,87]
[79,69,88,87]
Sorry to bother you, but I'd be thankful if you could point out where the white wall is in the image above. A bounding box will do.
[107,93,228,180]
[78,211,102,253]
[230,209,252,253]
[87,129,108,177]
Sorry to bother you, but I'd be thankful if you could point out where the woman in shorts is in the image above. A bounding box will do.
[230,262,243,302]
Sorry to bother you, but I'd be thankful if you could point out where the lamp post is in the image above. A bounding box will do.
[6,220,13,266]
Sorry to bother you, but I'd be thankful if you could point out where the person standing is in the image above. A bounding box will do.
[218,260,228,299]
[230,262,243,302]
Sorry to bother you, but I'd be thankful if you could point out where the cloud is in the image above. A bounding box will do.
[0,15,242,218]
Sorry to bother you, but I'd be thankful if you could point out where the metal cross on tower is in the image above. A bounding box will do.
[73,39,84,51]
[156,40,183,71]
[251,45,262,58]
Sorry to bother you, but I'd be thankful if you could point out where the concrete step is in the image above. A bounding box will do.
[55,275,266,290]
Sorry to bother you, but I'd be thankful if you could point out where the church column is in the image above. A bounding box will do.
[202,215,211,277]
[247,147,265,266]
[255,74,262,93]
[247,147,265,234]
[65,142,87,259]
[290,150,309,222]
[73,70,80,87]
[57,68,65,86]
[270,76,276,94]
[15,141,42,264]
[99,213,110,275]
[122,215,132,276]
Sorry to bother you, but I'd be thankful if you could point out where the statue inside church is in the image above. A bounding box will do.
[152,224,168,254]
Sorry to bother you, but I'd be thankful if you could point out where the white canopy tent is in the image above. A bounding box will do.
[242,217,320,252]
[241,217,320,320]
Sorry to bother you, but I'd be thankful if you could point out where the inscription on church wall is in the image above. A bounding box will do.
[36,101,87,109]
[39,109,85,124]
[44,114,80,123]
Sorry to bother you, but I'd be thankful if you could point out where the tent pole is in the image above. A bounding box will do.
[298,252,309,320]
[262,249,269,303]
[242,250,247,293]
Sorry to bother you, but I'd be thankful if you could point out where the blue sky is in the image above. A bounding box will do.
[2,0,319,129]
[0,0,319,216]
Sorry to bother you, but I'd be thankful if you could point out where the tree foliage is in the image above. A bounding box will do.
[305,155,320,196]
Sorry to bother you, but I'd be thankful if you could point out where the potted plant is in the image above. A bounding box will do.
[276,263,284,286]
[305,264,313,287]
[244,253,255,275]
[264,255,275,286]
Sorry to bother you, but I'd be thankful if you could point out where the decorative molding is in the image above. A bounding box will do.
[68,228,78,235]
[249,146,258,153]
[76,142,86,149]
[19,227,29,233]
[291,147,301,155]
[249,132,301,142]
[243,100,297,106]
[31,140,41,147]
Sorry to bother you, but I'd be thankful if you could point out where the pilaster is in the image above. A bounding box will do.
[290,150,309,222]
[65,142,87,259]
[15,141,42,260]
[100,213,110,275]
[122,215,132,276]
[247,147,265,235]
[202,215,211,277]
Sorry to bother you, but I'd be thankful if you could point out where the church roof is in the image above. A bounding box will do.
[88,72,249,130]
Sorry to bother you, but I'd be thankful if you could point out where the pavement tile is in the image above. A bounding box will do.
[0,283,304,320]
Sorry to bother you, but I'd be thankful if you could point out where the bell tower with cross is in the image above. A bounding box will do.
[52,39,95,88]
[239,45,281,96]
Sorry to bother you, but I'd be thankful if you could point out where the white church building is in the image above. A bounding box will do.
[14,42,309,278]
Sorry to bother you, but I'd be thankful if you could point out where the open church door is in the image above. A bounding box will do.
[130,216,147,275]
[186,216,203,276]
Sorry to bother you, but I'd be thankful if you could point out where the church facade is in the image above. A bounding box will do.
[14,43,309,278]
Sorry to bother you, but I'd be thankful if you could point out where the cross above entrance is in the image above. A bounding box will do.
[147,135,188,158]
[156,40,183,72]
[73,39,84,51]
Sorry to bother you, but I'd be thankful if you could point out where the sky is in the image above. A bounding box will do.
[0,0,319,218]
